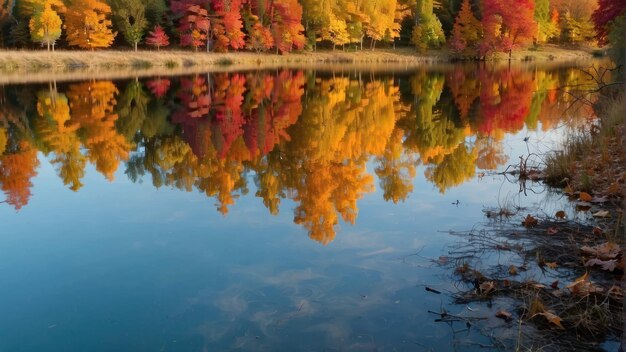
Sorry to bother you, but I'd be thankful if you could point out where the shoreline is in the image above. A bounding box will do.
[0,45,598,84]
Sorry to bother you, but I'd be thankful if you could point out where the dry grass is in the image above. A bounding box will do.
[544,94,626,194]
[0,45,596,84]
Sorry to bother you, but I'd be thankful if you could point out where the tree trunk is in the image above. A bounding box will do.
[134,42,138,52]
[47,41,50,51]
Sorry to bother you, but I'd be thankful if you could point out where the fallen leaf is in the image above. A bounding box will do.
[592,210,611,218]
[550,280,559,289]
[522,214,539,228]
[566,272,604,295]
[479,281,495,295]
[555,210,566,219]
[496,309,512,320]
[508,265,518,275]
[546,262,558,269]
[546,227,559,235]
[579,192,593,202]
[581,242,620,260]
[608,285,624,300]
[584,258,618,272]
[592,227,604,236]
[535,311,565,329]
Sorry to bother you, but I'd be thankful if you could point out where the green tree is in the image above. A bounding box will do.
[111,0,147,51]
[412,0,445,52]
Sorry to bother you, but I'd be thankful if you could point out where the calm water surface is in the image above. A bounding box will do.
[0,64,596,351]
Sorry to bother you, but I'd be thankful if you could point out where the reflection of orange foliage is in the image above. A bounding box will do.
[448,67,480,119]
[67,81,130,180]
[0,141,39,210]
[294,160,374,245]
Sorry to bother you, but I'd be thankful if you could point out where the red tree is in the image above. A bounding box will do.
[146,25,170,50]
[592,0,626,44]
[480,0,537,56]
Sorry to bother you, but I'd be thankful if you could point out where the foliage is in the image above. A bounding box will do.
[145,24,169,50]
[480,0,537,56]
[111,0,147,51]
[449,0,481,55]
[65,0,116,50]
[29,2,62,50]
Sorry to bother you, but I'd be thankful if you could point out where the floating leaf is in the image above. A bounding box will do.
[555,210,566,219]
[550,280,559,289]
[508,265,518,275]
[566,272,604,295]
[496,309,512,320]
[579,192,593,202]
[546,262,558,269]
[592,210,611,218]
[479,281,495,295]
[522,214,538,228]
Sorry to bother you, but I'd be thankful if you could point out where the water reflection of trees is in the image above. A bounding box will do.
[0,66,591,243]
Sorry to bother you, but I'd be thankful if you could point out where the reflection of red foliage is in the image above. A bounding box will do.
[0,141,39,210]
[146,78,171,98]
[243,71,304,156]
[476,69,533,135]
[211,74,246,158]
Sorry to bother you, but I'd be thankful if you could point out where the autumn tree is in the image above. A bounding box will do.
[480,0,537,57]
[65,0,116,50]
[145,24,169,50]
[171,1,210,51]
[449,0,481,56]
[412,0,445,52]
[535,0,559,42]
[29,2,62,50]
[111,0,147,51]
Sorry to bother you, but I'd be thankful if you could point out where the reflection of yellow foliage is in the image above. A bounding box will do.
[35,90,86,191]
[375,128,417,203]
[425,143,477,193]
[0,128,7,155]
[67,81,130,181]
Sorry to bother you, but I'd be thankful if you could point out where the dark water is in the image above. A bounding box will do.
[0,64,596,351]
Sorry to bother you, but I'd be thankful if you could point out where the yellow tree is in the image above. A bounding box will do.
[65,0,116,50]
[30,3,63,50]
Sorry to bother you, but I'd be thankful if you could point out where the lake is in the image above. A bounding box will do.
[0,63,598,351]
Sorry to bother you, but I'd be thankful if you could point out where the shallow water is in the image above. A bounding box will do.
[0,64,598,351]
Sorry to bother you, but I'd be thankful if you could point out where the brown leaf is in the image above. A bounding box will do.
[584,258,618,272]
[546,227,558,235]
[579,192,593,202]
[581,242,620,260]
[566,272,604,295]
[522,214,538,228]
[555,210,566,219]
[479,281,495,295]
[592,210,611,218]
[550,280,559,289]
[592,227,604,236]
[545,262,558,269]
[508,265,518,275]
[535,311,565,329]
[496,309,512,320]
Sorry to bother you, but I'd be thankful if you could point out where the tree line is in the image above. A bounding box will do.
[0,67,593,242]
[0,0,623,58]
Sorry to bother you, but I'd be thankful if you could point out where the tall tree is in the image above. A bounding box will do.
[449,0,481,55]
[29,2,62,50]
[145,24,169,50]
[412,0,445,52]
[65,0,116,50]
[111,0,147,51]
[480,0,537,57]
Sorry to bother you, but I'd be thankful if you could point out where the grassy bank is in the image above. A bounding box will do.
[0,45,597,84]
[544,94,625,198]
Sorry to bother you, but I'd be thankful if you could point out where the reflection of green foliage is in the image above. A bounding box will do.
[375,131,417,203]
[142,100,174,138]
[116,80,150,141]
[526,76,551,130]
[425,143,477,193]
